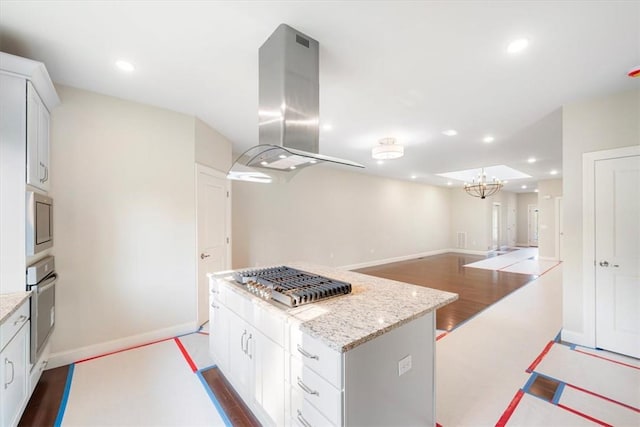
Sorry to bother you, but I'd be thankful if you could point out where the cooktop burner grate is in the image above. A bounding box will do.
[232,266,351,307]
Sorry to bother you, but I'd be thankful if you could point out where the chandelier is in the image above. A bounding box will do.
[464,168,503,199]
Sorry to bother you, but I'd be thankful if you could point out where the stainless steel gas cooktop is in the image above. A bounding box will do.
[232,266,352,307]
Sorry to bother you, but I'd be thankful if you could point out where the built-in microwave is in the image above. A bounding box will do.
[26,191,53,255]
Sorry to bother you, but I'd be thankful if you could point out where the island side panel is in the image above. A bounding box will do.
[343,312,435,426]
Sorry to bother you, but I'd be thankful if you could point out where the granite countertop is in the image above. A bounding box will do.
[214,263,458,353]
[0,291,31,325]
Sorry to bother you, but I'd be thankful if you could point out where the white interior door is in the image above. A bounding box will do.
[197,166,229,327]
[528,205,539,247]
[595,154,640,358]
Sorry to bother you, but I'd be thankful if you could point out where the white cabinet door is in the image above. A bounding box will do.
[227,309,252,400]
[253,331,285,427]
[0,321,29,427]
[26,82,50,192]
[209,294,229,372]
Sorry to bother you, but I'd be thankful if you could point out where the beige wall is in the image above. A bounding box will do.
[449,189,489,252]
[537,179,563,259]
[232,165,452,269]
[562,88,639,345]
[195,117,232,173]
[49,85,230,365]
[516,192,538,246]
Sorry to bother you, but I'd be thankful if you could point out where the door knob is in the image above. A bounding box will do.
[599,260,609,267]
[200,253,210,259]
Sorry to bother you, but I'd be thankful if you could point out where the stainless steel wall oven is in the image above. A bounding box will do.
[26,256,56,364]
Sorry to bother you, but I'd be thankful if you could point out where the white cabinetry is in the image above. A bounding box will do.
[26,81,51,192]
[0,299,30,427]
[209,279,286,427]
[210,275,437,427]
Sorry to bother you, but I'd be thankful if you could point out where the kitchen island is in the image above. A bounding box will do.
[208,263,457,427]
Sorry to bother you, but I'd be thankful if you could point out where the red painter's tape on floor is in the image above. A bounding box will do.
[565,383,640,413]
[75,337,175,364]
[436,332,448,341]
[496,389,524,427]
[175,337,198,373]
[526,341,554,373]
[573,348,640,371]
[557,404,613,427]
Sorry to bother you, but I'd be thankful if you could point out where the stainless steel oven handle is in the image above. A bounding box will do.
[36,274,57,293]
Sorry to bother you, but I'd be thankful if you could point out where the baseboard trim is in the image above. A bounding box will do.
[560,329,595,349]
[340,249,451,271]
[446,248,490,256]
[515,242,529,247]
[47,321,198,369]
[538,256,558,261]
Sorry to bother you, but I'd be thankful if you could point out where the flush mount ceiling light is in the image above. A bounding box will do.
[507,38,529,54]
[115,59,135,72]
[464,168,503,199]
[372,137,404,160]
[442,129,458,136]
[483,135,495,143]
[527,157,536,163]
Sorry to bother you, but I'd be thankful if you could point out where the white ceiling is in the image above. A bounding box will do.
[1,1,638,192]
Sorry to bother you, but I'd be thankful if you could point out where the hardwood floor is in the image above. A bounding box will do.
[18,366,69,427]
[20,251,535,425]
[356,252,536,331]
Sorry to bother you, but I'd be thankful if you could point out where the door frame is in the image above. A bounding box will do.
[195,163,231,325]
[582,145,639,347]
[554,196,563,261]
[527,204,538,247]
[491,202,501,250]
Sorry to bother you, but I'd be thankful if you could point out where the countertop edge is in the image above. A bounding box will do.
[0,291,32,325]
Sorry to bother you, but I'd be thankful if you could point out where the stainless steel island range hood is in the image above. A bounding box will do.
[228,24,364,183]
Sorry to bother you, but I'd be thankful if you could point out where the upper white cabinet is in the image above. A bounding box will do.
[26,82,51,192]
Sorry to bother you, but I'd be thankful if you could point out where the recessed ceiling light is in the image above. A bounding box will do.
[521,185,527,189]
[507,38,529,54]
[377,160,384,165]
[411,175,417,179]
[289,166,296,170]
[442,129,458,136]
[447,181,453,186]
[534,189,539,193]
[260,161,268,166]
[503,180,509,184]
[527,157,536,163]
[309,159,317,164]
[279,154,287,159]
[322,123,333,131]
[483,136,495,143]
[550,170,558,175]
[115,59,135,72]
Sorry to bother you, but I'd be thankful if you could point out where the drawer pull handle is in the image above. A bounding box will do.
[297,345,319,360]
[4,358,15,389]
[241,330,247,354]
[297,377,319,396]
[297,409,312,427]
[246,334,252,359]
[210,302,220,309]
[13,314,27,326]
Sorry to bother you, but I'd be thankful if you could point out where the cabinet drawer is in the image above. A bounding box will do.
[290,326,342,389]
[223,286,253,322]
[291,357,342,426]
[210,278,225,305]
[254,306,285,347]
[1,300,29,351]
[290,385,337,427]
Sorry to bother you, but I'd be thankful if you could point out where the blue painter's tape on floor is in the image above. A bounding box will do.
[54,363,75,427]
[196,370,233,427]
[551,382,565,405]
[522,372,539,393]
